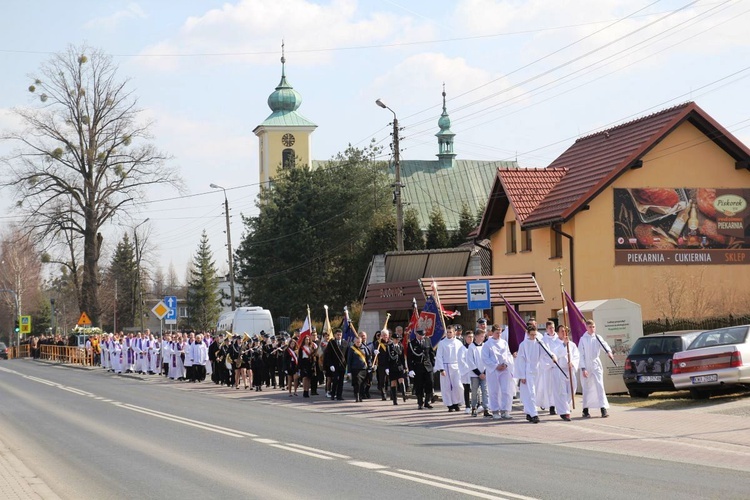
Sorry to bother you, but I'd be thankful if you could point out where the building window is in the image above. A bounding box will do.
[506,221,517,254]
[282,148,295,169]
[178,307,189,318]
[551,226,563,259]
[521,228,532,252]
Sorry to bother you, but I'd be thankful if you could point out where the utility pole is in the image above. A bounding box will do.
[210,184,236,310]
[134,219,149,333]
[376,98,404,251]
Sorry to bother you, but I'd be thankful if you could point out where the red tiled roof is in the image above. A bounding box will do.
[497,168,568,222]
[522,102,750,227]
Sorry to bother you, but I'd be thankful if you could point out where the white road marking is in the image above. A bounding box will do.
[281,443,351,459]
[253,438,278,444]
[397,469,539,500]
[269,444,333,460]
[121,404,258,437]
[113,403,247,438]
[348,461,388,470]
[379,470,517,500]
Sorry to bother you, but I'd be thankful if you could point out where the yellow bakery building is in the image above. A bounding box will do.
[476,102,750,322]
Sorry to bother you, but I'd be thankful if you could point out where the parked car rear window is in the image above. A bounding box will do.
[688,327,748,349]
[629,336,684,356]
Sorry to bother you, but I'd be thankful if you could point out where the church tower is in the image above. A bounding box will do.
[436,84,456,168]
[253,44,317,188]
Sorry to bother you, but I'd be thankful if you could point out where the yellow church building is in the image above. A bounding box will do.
[476,102,750,322]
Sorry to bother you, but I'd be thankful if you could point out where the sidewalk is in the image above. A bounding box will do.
[0,439,60,500]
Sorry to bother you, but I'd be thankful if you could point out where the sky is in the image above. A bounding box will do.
[1,0,749,284]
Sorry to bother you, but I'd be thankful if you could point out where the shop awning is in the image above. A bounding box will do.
[363,274,544,311]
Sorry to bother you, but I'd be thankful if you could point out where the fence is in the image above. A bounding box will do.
[643,314,750,335]
[7,344,30,359]
[38,345,96,366]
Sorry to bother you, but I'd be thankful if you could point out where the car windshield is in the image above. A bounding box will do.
[688,326,749,349]
[630,336,684,355]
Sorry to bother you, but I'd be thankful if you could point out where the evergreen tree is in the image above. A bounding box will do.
[31,298,52,336]
[451,202,476,247]
[186,231,222,331]
[235,143,391,318]
[425,206,450,249]
[107,234,137,328]
[475,203,486,227]
[403,207,424,250]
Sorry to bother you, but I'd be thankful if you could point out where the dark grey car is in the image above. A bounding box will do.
[623,330,703,397]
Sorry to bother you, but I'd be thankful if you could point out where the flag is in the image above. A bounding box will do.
[342,306,357,343]
[441,304,461,320]
[323,308,332,337]
[404,298,419,349]
[419,296,445,347]
[298,306,312,346]
[564,290,587,345]
[502,296,526,354]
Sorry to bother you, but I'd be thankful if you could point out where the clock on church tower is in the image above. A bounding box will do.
[282,133,295,147]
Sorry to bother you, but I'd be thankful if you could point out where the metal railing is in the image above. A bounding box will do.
[38,345,96,366]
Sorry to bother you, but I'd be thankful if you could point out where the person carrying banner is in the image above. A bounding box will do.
[537,321,559,415]
[374,330,390,401]
[325,329,348,401]
[386,330,408,405]
[434,325,464,412]
[515,323,549,423]
[550,325,579,421]
[481,324,514,419]
[579,320,614,418]
[408,329,434,409]
[347,333,369,402]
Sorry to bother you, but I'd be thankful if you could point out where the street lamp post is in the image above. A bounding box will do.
[0,288,20,353]
[375,98,404,252]
[134,218,149,333]
[210,184,236,311]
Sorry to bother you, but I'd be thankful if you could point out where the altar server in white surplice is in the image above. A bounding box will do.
[434,325,464,411]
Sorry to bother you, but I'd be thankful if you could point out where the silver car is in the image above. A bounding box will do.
[672,325,750,399]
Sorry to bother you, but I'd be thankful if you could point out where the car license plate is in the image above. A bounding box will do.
[691,374,718,384]
[638,375,662,383]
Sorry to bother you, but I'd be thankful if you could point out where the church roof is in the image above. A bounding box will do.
[255,48,317,130]
[256,111,317,129]
[397,159,518,232]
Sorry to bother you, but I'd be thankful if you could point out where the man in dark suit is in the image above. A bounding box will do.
[325,329,348,401]
[408,329,435,409]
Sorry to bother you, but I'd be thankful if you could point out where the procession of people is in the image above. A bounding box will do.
[59,313,614,423]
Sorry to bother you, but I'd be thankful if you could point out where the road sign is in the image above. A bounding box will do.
[466,280,491,310]
[20,315,31,334]
[164,296,177,321]
[77,312,92,326]
[151,301,169,320]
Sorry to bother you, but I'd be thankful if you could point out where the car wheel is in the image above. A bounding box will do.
[628,389,649,398]
[690,388,711,400]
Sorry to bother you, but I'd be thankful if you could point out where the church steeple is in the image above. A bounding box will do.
[253,41,317,189]
[436,83,456,168]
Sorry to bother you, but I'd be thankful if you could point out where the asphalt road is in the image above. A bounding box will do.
[1,359,749,500]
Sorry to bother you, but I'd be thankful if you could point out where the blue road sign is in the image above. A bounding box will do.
[466,280,491,310]
[164,296,178,320]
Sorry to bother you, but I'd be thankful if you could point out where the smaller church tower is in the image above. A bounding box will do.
[253,43,317,188]
[436,84,456,168]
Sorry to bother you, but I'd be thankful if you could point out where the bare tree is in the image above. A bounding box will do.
[1,44,182,325]
[0,228,43,333]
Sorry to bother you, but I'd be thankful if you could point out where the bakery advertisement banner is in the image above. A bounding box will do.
[614,188,750,265]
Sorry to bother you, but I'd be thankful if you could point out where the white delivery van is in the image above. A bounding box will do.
[216,307,275,336]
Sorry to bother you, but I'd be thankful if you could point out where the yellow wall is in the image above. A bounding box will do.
[490,121,750,321]
[257,127,314,186]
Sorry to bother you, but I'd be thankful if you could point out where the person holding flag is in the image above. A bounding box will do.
[408,329,434,409]
[515,322,548,423]
[551,325,579,421]
[347,332,370,402]
[324,328,348,401]
[434,325,464,412]
[579,319,614,418]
